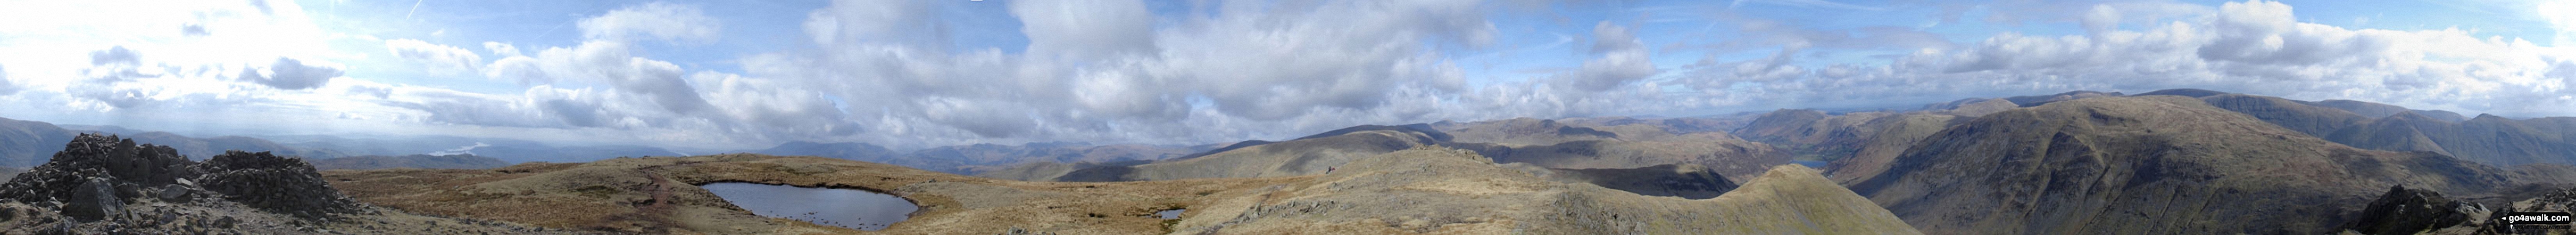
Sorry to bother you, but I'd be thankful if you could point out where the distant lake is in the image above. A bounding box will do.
[1791,160,1828,168]
[700,182,918,231]
[1157,209,1185,219]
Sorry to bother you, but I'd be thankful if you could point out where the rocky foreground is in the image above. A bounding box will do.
[0,134,565,234]
[324,145,1919,234]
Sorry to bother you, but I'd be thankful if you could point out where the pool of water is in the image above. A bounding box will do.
[1156,209,1185,219]
[1791,160,1828,168]
[700,182,919,231]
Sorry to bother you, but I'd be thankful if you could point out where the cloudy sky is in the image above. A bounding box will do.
[1,0,2572,151]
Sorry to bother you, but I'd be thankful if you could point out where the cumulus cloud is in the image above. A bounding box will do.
[2542,0,2576,46]
[236,57,342,90]
[90,46,142,66]
[725,0,1499,147]
[483,42,522,58]
[385,39,483,75]
[1008,0,1157,60]
[1676,0,2576,117]
[1561,21,1657,92]
[578,2,721,43]
[479,41,711,115]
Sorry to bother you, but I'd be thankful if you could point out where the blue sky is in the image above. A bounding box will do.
[0,0,2572,151]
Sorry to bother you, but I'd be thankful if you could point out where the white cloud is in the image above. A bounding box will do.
[578,2,722,44]
[2543,0,2576,46]
[708,0,1513,148]
[1561,21,1657,92]
[236,57,343,90]
[1674,0,2576,117]
[483,42,521,58]
[384,39,482,75]
[1009,0,1157,60]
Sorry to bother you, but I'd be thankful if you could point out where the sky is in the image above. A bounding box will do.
[0,0,2572,152]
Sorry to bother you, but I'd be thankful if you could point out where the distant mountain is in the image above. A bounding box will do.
[752,141,907,165]
[112,132,345,160]
[2305,99,2469,122]
[19,119,342,163]
[1553,115,1754,134]
[2128,88,2230,98]
[998,120,1789,182]
[468,144,683,163]
[310,154,510,171]
[52,122,684,164]
[2002,90,2123,107]
[1440,118,1614,145]
[1044,124,1455,181]
[749,141,1201,175]
[2163,93,2576,167]
[0,117,75,167]
[54,126,313,159]
[2326,112,2576,167]
[1474,124,1789,179]
[1844,96,2550,234]
[2198,94,2369,136]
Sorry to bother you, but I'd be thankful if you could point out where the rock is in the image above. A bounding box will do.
[0,134,198,207]
[2339,185,2481,235]
[63,177,123,221]
[156,185,190,202]
[193,150,362,219]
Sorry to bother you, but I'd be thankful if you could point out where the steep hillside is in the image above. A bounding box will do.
[310,154,511,171]
[1477,130,1789,180]
[0,117,74,167]
[1848,96,2531,234]
[1823,114,1965,184]
[328,148,1923,234]
[1505,163,1738,199]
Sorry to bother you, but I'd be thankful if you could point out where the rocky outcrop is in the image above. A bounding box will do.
[2338,185,2483,235]
[0,134,356,220]
[0,134,197,205]
[195,151,362,218]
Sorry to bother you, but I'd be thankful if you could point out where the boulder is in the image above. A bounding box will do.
[155,185,191,202]
[62,177,122,221]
